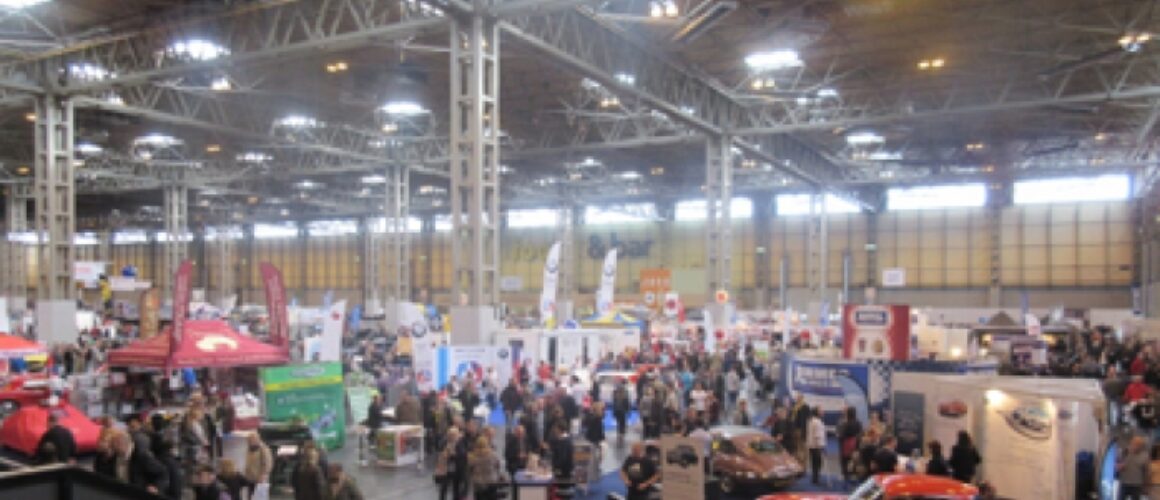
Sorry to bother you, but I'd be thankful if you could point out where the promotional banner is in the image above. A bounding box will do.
[171,260,193,360]
[660,436,705,500]
[319,300,345,362]
[640,268,671,309]
[930,393,973,459]
[893,391,925,455]
[539,242,562,325]
[436,345,496,388]
[259,262,290,349]
[842,304,911,361]
[662,292,680,318]
[980,392,1061,500]
[596,248,618,314]
[139,288,161,339]
[261,363,346,450]
[1025,313,1041,337]
[784,356,885,425]
[412,338,436,392]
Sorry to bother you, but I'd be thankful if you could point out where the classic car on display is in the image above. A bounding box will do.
[708,425,804,494]
[758,473,980,500]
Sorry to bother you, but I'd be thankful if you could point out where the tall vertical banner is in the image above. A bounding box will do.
[412,338,436,392]
[259,262,290,349]
[640,268,671,310]
[596,249,618,314]
[139,288,161,339]
[318,300,345,362]
[170,260,193,359]
[539,242,562,326]
[842,304,911,361]
[260,363,346,450]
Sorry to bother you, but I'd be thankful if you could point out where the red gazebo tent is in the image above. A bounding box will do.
[107,319,289,368]
[0,333,45,357]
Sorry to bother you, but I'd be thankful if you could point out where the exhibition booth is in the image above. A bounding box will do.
[891,373,1105,500]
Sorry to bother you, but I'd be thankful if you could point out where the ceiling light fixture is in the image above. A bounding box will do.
[295,180,321,190]
[236,152,272,163]
[205,144,221,153]
[274,115,320,129]
[619,171,642,180]
[15,165,30,175]
[361,174,387,185]
[75,143,102,155]
[1119,32,1151,52]
[210,76,231,91]
[166,39,231,61]
[816,88,839,98]
[651,166,664,176]
[325,61,349,73]
[24,112,34,122]
[745,50,803,71]
[133,133,182,148]
[846,131,885,146]
[0,0,50,9]
[614,72,636,86]
[380,101,428,116]
[917,57,946,70]
[247,196,260,205]
[1094,132,1108,141]
[67,62,112,82]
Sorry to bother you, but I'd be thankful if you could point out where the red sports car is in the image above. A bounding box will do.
[758,474,979,500]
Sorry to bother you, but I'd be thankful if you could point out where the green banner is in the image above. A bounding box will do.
[261,363,346,450]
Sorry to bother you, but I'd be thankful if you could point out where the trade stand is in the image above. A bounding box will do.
[890,373,1105,500]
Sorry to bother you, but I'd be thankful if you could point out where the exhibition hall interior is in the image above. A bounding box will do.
[0,0,1156,499]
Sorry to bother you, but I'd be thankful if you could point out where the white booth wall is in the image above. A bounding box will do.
[892,373,1104,500]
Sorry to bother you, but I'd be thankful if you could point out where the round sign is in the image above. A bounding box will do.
[411,321,428,338]
[715,289,729,304]
[644,292,656,305]
[497,347,510,359]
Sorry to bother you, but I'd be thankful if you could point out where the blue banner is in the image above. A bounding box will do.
[786,357,872,425]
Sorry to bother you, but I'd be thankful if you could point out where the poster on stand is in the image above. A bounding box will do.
[785,357,886,425]
[436,345,496,388]
[980,392,1061,500]
[319,300,345,362]
[892,391,925,455]
[660,436,705,500]
[261,363,346,450]
[374,425,424,465]
[929,394,973,455]
[842,304,910,361]
[347,386,373,425]
[412,339,437,392]
[752,340,771,363]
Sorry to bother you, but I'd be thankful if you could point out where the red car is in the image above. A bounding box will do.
[0,403,103,456]
[0,376,56,418]
[758,474,979,500]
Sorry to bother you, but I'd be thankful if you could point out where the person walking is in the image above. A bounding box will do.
[838,406,863,482]
[468,435,506,500]
[790,394,811,464]
[435,427,463,500]
[926,440,951,476]
[327,464,364,500]
[1119,436,1150,500]
[244,432,274,488]
[500,380,523,430]
[807,406,826,485]
[949,431,982,483]
[612,379,631,443]
[504,426,529,483]
[37,414,77,465]
[291,449,328,500]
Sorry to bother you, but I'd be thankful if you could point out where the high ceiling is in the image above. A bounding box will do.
[0,0,1157,227]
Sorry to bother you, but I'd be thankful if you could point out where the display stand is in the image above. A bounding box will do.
[572,440,599,495]
[513,470,555,500]
[373,424,425,468]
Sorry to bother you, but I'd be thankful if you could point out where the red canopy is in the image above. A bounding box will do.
[107,320,289,369]
[0,402,102,456]
[0,333,45,356]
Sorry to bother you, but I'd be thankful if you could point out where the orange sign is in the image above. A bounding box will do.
[639,268,672,308]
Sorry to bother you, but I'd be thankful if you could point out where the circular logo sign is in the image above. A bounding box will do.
[497,347,510,359]
[411,321,428,338]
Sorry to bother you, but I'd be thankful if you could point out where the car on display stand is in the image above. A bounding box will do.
[758,473,979,500]
[0,376,58,419]
[708,425,804,494]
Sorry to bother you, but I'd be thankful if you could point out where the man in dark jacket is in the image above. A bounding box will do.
[38,414,77,464]
[519,401,544,452]
[459,382,481,422]
[112,432,169,494]
[582,404,605,447]
[504,425,530,479]
[500,380,523,430]
[612,380,631,441]
[156,441,184,500]
[872,436,899,474]
[548,424,574,481]
[367,394,384,431]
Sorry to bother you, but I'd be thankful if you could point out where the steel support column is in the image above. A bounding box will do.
[385,164,412,302]
[361,216,380,308]
[3,183,29,312]
[449,11,500,344]
[753,195,773,310]
[162,180,188,294]
[705,135,732,296]
[806,193,829,308]
[215,232,234,308]
[555,206,576,321]
[34,93,78,343]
